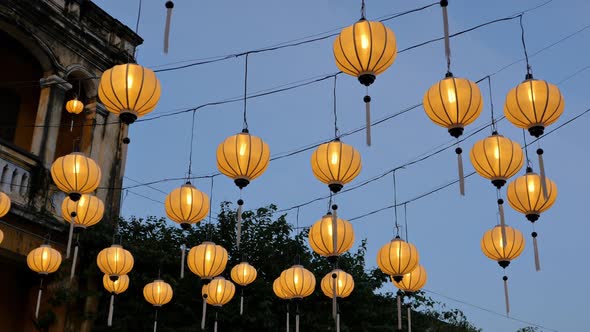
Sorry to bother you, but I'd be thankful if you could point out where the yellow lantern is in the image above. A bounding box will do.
[187,241,228,281]
[279,265,316,299]
[97,244,134,281]
[470,132,524,188]
[143,279,173,307]
[103,274,129,294]
[51,152,101,201]
[273,277,290,300]
[377,236,419,282]
[311,140,362,193]
[0,191,11,218]
[321,269,354,298]
[423,75,483,138]
[202,276,236,307]
[333,19,397,86]
[27,244,62,275]
[98,63,161,125]
[62,194,104,229]
[165,182,209,229]
[392,264,427,293]
[66,98,84,114]
[230,262,257,287]
[507,168,557,222]
[216,130,270,189]
[481,224,525,268]
[308,213,354,260]
[504,78,564,137]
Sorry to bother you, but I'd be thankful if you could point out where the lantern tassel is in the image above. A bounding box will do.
[70,119,74,132]
[498,199,508,250]
[107,294,115,327]
[153,309,158,332]
[408,307,412,332]
[503,276,510,316]
[532,232,541,271]
[286,311,289,332]
[332,205,338,258]
[214,312,218,332]
[537,149,548,199]
[70,243,79,280]
[180,244,186,279]
[201,298,207,330]
[163,1,174,53]
[35,279,43,319]
[397,292,402,330]
[296,314,300,332]
[456,147,465,196]
[336,312,340,332]
[66,218,75,259]
[240,294,244,315]
[332,276,337,319]
[364,95,371,146]
[236,199,243,250]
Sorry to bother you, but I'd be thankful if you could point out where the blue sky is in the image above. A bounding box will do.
[94,1,590,331]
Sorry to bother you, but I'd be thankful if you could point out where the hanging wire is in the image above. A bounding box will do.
[187,110,197,180]
[403,203,409,241]
[360,0,367,19]
[519,15,532,76]
[486,76,497,132]
[392,171,400,237]
[207,176,215,240]
[333,75,340,139]
[242,53,250,131]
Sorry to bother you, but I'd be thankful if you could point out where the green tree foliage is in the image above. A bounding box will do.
[60,203,480,331]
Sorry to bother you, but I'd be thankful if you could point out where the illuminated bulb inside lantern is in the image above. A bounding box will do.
[447,88,457,104]
[527,88,535,103]
[338,279,343,288]
[527,179,536,193]
[185,192,192,205]
[361,35,369,49]
[74,161,81,173]
[206,250,211,261]
[494,147,500,160]
[330,152,339,165]
[294,274,299,285]
[217,284,222,294]
[239,143,247,157]
[127,75,134,89]
[42,249,48,262]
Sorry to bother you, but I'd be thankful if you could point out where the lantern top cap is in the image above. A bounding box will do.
[525,73,534,80]
[393,235,402,241]
[40,244,51,248]
[182,182,194,187]
[445,71,453,78]
[491,131,500,136]
[201,241,215,245]
[241,128,249,134]
[291,264,304,269]
[110,244,123,248]
[526,167,534,173]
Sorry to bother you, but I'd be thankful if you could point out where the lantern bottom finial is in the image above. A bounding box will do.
[109,275,119,282]
[392,275,403,283]
[526,214,540,223]
[448,127,464,138]
[234,178,250,189]
[68,192,82,202]
[358,74,376,87]
[498,260,510,269]
[181,223,191,231]
[119,112,137,125]
[528,125,544,138]
[491,179,506,189]
[329,183,343,193]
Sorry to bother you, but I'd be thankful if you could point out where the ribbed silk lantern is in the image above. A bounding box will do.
[144,279,173,332]
[103,274,129,327]
[216,130,270,189]
[231,262,257,286]
[51,152,101,201]
[311,140,362,193]
[66,99,84,114]
[507,168,557,222]
[423,75,483,138]
[0,191,11,218]
[470,132,524,188]
[164,182,209,228]
[392,264,427,293]
[97,245,134,281]
[27,244,62,318]
[98,64,161,125]
[321,269,354,298]
[308,213,354,260]
[377,236,419,282]
[279,265,316,299]
[504,78,564,138]
[62,194,104,229]
[187,241,228,281]
[273,277,290,300]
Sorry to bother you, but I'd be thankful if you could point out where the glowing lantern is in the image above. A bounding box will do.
[51,152,101,201]
[279,265,316,299]
[470,132,524,188]
[144,279,173,307]
[27,244,62,318]
[97,245,134,281]
[311,140,362,193]
[103,274,129,326]
[0,191,11,218]
[65,99,84,114]
[423,75,483,138]
[164,182,209,228]
[203,276,236,307]
[98,64,161,125]
[481,224,525,315]
[504,78,564,138]
[377,236,419,282]
[273,277,290,300]
[308,213,354,260]
[231,262,257,287]
[392,264,427,293]
[187,241,228,281]
[507,168,557,222]
[216,130,270,189]
[62,194,104,229]
[321,269,354,299]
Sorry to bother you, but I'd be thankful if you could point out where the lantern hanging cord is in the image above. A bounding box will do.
[187,110,197,180]
[242,53,250,131]
[486,76,497,132]
[519,15,532,76]
[392,171,400,237]
[360,0,367,19]
[440,0,452,73]
[403,203,409,242]
[207,176,215,241]
[333,75,340,139]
